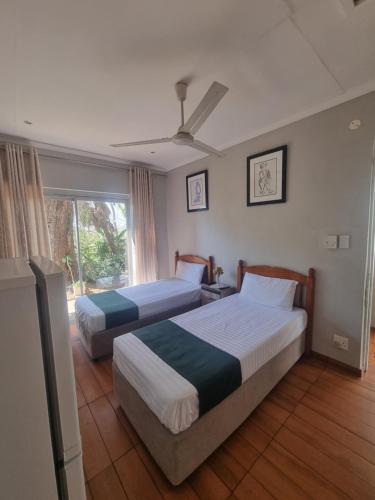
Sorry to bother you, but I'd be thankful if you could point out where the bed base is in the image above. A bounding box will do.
[79,300,201,359]
[113,333,305,485]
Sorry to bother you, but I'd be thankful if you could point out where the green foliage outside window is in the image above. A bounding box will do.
[79,228,127,283]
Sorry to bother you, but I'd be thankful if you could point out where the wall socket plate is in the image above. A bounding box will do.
[333,333,349,351]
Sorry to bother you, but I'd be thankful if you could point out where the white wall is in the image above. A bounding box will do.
[167,91,375,369]
[39,157,169,278]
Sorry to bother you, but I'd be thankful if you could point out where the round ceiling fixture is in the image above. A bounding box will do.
[349,119,361,130]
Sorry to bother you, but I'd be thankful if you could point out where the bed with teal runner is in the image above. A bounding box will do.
[88,291,139,329]
[133,320,242,416]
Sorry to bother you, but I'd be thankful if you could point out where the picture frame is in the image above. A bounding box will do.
[247,145,287,206]
[186,169,209,212]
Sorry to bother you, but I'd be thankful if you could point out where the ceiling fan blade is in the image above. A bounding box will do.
[181,82,228,135]
[110,138,171,147]
[190,140,223,157]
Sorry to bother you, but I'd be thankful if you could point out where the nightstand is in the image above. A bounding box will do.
[201,284,237,305]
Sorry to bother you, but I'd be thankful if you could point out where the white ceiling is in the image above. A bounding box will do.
[1,0,375,170]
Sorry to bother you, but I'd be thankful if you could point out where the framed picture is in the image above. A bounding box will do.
[247,145,287,206]
[186,169,208,212]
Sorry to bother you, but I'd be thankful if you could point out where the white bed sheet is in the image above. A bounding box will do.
[75,278,201,337]
[114,294,307,434]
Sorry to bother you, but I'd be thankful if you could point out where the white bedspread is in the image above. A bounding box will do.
[75,278,201,336]
[113,294,307,434]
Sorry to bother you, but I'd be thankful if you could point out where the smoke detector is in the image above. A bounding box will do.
[349,119,361,130]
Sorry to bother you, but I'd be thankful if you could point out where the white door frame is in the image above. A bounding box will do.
[361,136,375,371]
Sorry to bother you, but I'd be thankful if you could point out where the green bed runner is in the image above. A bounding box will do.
[133,320,242,416]
[88,291,139,329]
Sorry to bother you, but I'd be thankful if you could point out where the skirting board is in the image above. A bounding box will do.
[311,350,362,377]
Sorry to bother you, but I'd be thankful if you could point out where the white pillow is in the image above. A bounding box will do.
[176,261,205,285]
[240,272,297,311]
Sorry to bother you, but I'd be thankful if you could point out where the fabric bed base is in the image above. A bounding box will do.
[113,333,305,485]
[79,300,201,359]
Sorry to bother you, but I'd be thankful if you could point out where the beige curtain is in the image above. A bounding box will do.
[129,167,158,284]
[0,144,51,259]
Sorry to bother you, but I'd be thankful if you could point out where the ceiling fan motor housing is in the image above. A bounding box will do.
[173,131,194,145]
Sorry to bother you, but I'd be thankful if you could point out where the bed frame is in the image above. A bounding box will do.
[113,261,315,485]
[78,251,214,359]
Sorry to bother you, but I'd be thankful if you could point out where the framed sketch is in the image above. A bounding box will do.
[247,145,287,206]
[186,169,208,212]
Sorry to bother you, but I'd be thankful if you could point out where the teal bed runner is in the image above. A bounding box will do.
[134,320,242,416]
[88,291,139,329]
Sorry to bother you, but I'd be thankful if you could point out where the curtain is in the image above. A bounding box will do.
[129,167,158,284]
[0,144,51,259]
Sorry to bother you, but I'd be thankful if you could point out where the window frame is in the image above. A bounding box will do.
[44,188,132,295]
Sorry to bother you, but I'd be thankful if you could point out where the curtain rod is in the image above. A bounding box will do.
[0,144,167,176]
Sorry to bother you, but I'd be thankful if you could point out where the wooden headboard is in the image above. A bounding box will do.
[175,251,214,285]
[236,260,315,355]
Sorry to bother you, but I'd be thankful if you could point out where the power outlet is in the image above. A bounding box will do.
[333,333,349,351]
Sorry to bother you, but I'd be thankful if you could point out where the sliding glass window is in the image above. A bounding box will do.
[45,194,130,314]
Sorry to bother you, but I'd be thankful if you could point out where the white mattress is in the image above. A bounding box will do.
[114,294,307,434]
[75,278,201,337]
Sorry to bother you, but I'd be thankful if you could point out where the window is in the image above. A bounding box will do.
[45,195,131,315]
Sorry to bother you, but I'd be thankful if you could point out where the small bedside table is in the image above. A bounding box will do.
[201,284,237,305]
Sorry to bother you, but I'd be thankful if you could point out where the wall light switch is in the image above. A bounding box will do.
[324,235,338,249]
[339,235,350,249]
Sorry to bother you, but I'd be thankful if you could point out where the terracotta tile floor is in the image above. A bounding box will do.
[71,324,375,499]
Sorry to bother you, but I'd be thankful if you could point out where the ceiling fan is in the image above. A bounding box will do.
[110,81,229,157]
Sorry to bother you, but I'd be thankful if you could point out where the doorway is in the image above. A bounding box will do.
[361,136,375,372]
[45,195,131,318]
